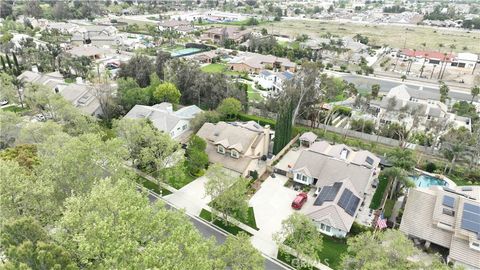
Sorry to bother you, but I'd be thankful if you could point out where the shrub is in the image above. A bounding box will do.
[425,162,437,173]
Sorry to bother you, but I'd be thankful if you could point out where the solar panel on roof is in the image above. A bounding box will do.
[345,196,360,216]
[337,189,351,209]
[464,203,480,214]
[461,203,480,235]
[462,211,480,223]
[314,182,342,206]
[365,156,374,166]
[442,196,455,208]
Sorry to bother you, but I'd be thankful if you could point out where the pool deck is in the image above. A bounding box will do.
[413,168,457,188]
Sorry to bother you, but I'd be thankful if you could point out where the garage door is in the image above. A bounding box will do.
[273,168,287,176]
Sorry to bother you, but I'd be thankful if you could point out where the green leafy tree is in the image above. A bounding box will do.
[204,164,237,200]
[56,177,219,269]
[439,81,449,103]
[371,84,380,99]
[217,97,242,119]
[185,135,209,176]
[1,217,77,270]
[36,133,127,211]
[0,144,39,169]
[117,55,154,87]
[211,177,250,226]
[0,159,56,224]
[153,82,181,104]
[219,232,264,270]
[274,213,323,268]
[114,118,157,165]
[341,230,452,270]
[155,51,171,80]
[387,147,416,172]
[441,127,474,174]
[0,110,22,149]
[190,110,221,132]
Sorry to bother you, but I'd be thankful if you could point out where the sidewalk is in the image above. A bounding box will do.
[129,166,331,270]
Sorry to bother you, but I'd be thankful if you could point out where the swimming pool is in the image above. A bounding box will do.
[409,174,447,188]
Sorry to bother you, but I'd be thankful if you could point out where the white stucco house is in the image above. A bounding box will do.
[124,102,202,141]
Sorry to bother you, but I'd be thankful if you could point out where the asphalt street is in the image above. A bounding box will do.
[337,74,477,102]
[145,192,289,270]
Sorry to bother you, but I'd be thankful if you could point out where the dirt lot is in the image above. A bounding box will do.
[255,20,480,53]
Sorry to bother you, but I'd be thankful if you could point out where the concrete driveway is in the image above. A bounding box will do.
[163,176,211,216]
[250,175,298,244]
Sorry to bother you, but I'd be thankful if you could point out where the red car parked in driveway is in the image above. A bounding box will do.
[291,193,308,210]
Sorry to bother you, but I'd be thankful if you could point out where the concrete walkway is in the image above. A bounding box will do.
[163,176,211,216]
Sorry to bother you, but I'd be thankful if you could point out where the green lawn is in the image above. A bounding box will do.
[199,209,253,236]
[2,105,30,114]
[317,235,348,270]
[247,84,264,103]
[383,199,396,218]
[201,63,226,73]
[369,176,389,209]
[208,202,259,230]
[277,235,348,270]
[135,175,172,196]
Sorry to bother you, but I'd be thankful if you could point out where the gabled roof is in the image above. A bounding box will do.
[124,103,202,135]
[308,141,380,169]
[292,149,372,193]
[299,132,318,143]
[306,178,362,232]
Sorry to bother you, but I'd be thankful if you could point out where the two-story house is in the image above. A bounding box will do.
[290,139,380,237]
[400,185,480,270]
[369,84,472,132]
[196,121,272,177]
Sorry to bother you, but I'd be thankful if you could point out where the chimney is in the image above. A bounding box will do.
[76,77,83,84]
[31,65,38,73]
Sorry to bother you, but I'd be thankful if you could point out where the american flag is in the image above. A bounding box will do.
[376,213,388,229]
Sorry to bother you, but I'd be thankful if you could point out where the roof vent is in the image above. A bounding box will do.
[213,132,219,136]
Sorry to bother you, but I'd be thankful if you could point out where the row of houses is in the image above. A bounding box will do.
[368,84,472,132]
[397,49,479,72]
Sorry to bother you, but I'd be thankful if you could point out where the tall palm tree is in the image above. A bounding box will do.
[440,44,456,80]
[419,43,427,78]
[471,86,479,104]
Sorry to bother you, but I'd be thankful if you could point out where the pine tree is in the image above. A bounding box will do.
[12,52,20,75]
[5,54,12,71]
[273,101,294,154]
[0,56,6,71]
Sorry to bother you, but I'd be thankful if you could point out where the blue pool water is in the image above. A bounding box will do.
[409,174,447,188]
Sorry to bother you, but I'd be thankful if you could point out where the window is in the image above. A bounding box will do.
[325,225,331,232]
[230,150,239,159]
[182,124,187,130]
[470,242,480,251]
[217,145,225,154]
[302,175,307,182]
[296,174,302,180]
[442,208,455,217]
[321,224,325,230]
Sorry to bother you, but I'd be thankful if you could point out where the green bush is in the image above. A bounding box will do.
[425,162,437,173]
[237,113,276,129]
[349,221,373,236]
[334,106,352,117]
